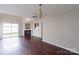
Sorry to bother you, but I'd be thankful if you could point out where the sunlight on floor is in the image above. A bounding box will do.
[0,37,20,51]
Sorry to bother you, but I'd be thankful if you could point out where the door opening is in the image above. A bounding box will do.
[2,23,19,38]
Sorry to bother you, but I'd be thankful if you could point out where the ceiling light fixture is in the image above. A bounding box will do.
[32,4,47,18]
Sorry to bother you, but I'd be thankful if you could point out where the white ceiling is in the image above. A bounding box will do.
[0,4,79,18]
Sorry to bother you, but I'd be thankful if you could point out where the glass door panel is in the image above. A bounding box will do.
[3,23,19,38]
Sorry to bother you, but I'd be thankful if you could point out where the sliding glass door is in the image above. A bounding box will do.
[11,24,18,37]
[3,23,19,38]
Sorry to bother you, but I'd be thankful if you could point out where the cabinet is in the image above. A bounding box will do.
[24,30,31,39]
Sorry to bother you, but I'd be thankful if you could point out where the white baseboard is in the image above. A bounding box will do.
[43,40,79,54]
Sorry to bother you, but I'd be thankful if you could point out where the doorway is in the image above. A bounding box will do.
[2,23,19,38]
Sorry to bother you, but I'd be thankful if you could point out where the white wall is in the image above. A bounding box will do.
[32,19,42,38]
[32,10,79,53]
[42,10,79,53]
[0,14,23,37]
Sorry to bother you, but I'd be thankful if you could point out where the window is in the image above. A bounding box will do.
[3,23,19,38]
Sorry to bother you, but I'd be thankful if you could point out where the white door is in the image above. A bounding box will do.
[3,23,19,38]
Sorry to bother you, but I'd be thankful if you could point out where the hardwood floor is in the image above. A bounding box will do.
[0,36,78,55]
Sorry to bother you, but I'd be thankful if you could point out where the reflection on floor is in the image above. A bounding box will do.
[0,37,41,55]
[0,37,78,55]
